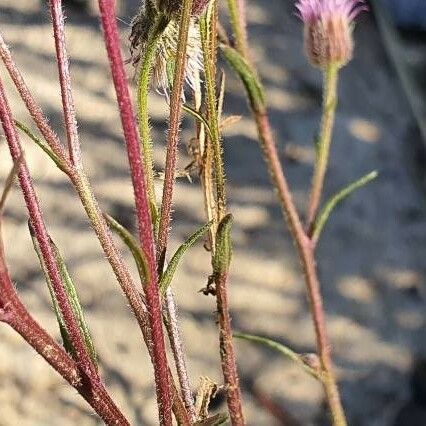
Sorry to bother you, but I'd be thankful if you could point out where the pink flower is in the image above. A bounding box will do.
[296,0,367,68]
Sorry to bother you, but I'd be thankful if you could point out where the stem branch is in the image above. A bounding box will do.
[307,65,339,231]
[97,1,172,423]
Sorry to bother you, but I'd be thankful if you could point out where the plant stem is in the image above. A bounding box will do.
[0,78,97,382]
[0,33,70,169]
[226,3,346,423]
[0,253,129,425]
[164,289,197,422]
[137,17,167,214]
[307,65,339,231]
[200,4,244,423]
[215,270,245,425]
[97,1,172,423]
[146,4,197,419]
[157,0,194,271]
[70,171,152,338]
[48,0,82,168]
[200,3,227,221]
[226,0,250,60]
[254,112,346,426]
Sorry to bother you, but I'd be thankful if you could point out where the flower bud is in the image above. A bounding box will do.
[296,0,367,69]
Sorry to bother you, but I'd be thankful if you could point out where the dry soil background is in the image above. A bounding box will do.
[1,0,426,425]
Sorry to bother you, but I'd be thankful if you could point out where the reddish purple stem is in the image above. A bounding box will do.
[48,0,82,167]
[0,237,129,425]
[0,34,70,167]
[0,77,97,382]
[96,1,172,424]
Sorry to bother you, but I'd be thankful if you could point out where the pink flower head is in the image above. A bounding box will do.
[296,0,367,68]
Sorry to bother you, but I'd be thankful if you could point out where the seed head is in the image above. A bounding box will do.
[296,0,367,68]
[130,1,203,98]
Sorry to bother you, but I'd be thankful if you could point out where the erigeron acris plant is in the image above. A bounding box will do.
[0,0,374,425]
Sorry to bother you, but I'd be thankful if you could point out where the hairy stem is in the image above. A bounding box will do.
[97,1,172,423]
[226,3,346,422]
[200,3,227,221]
[214,271,245,425]
[254,112,346,426]
[48,0,82,168]
[307,65,339,231]
[135,15,195,414]
[0,253,129,425]
[164,289,196,422]
[137,16,167,214]
[226,0,250,60]
[156,0,194,271]
[0,33,70,168]
[200,4,244,424]
[0,78,97,381]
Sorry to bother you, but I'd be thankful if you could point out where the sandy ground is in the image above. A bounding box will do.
[1,0,426,425]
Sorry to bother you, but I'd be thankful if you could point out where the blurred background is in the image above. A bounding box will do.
[0,0,425,424]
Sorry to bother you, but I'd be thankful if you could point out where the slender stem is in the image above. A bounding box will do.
[136,15,195,412]
[0,256,129,425]
[70,171,152,338]
[97,1,172,424]
[164,289,196,422]
[226,0,250,60]
[254,112,346,426]
[137,17,167,214]
[226,3,346,421]
[48,0,82,168]
[0,78,97,381]
[200,4,244,423]
[148,5,197,419]
[157,0,194,271]
[307,65,339,231]
[214,271,245,425]
[194,72,217,245]
[200,3,227,221]
[0,33,71,169]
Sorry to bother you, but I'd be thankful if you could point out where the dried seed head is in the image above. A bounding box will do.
[130,1,203,98]
[152,18,203,97]
[296,0,367,69]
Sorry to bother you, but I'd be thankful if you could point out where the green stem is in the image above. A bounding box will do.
[200,3,227,221]
[156,0,194,270]
[137,16,167,218]
[226,0,249,60]
[307,64,339,231]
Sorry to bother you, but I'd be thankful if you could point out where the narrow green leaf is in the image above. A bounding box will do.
[160,221,212,295]
[104,213,150,286]
[182,104,214,140]
[212,214,233,274]
[29,225,73,355]
[234,332,321,380]
[14,120,66,173]
[220,44,266,114]
[29,224,97,366]
[312,171,378,243]
[50,239,98,366]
